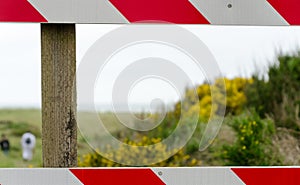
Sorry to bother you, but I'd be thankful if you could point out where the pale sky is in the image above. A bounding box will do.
[1,24,300,109]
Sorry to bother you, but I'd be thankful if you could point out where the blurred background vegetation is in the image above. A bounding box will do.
[1,51,300,167]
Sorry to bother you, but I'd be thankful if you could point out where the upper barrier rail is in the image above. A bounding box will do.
[0,0,299,25]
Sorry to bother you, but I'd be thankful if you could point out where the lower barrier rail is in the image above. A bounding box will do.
[0,167,300,185]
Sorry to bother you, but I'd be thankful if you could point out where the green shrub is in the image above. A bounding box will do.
[221,111,282,165]
[246,53,300,130]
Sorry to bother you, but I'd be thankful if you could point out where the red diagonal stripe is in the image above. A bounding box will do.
[267,0,300,25]
[0,0,47,22]
[109,0,209,24]
[70,168,165,185]
[232,168,300,185]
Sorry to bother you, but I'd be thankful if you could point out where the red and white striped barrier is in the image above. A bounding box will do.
[0,167,299,185]
[0,0,299,25]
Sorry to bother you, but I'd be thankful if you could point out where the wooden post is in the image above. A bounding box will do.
[41,24,77,167]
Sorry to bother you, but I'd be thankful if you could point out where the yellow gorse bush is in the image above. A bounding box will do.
[223,77,253,114]
[78,135,200,167]
[173,77,253,122]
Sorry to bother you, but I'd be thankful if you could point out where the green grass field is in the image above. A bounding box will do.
[0,109,145,167]
[0,109,109,167]
[0,109,42,167]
